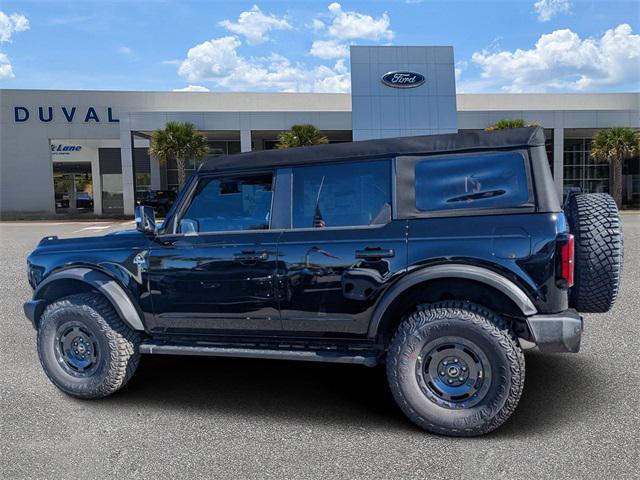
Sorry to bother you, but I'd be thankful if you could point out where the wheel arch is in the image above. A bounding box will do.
[33,267,145,331]
[368,264,537,342]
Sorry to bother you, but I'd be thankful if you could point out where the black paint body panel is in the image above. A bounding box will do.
[25,130,571,348]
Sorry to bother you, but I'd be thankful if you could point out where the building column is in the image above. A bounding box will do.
[553,127,564,200]
[240,129,252,152]
[91,151,102,215]
[150,155,161,190]
[120,116,136,216]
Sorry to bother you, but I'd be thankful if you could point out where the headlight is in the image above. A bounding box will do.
[27,261,44,288]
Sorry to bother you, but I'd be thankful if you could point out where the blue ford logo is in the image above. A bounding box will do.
[381,71,426,88]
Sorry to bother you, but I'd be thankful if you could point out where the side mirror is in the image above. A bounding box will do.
[135,206,156,234]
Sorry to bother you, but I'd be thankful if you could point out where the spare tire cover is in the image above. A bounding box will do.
[566,193,623,313]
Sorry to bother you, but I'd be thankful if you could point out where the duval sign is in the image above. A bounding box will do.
[13,106,119,123]
[381,71,426,88]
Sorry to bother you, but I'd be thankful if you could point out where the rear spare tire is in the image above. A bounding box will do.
[565,193,623,313]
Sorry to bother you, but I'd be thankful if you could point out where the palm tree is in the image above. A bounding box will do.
[277,124,329,149]
[148,122,209,189]
[485,119,532,131]
[590,127,640,207]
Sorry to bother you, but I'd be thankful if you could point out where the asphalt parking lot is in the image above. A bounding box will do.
[1,216,638,479]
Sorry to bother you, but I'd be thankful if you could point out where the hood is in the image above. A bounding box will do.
[33,229,150,254]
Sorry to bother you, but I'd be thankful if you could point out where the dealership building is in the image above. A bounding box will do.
[1,46,638,217]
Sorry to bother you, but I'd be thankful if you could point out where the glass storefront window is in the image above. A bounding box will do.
[563,138,610,194]
[544,129,554,175]
[165,140,241,191]
[136,173,151,192]
[102,173,123,214]
[630,174,640,208]
[52,162,94,214]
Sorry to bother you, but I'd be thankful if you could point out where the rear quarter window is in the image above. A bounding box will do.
[415,151,531,212]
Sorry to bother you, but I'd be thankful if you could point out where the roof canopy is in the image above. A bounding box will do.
[200,126,545,173]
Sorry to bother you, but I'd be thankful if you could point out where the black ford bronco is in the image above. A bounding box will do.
[24,127,623,436]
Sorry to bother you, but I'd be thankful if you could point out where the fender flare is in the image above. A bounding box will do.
[34,267,145,331]
[367,263,538,338]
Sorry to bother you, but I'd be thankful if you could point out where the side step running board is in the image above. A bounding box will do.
[140,342,379,367]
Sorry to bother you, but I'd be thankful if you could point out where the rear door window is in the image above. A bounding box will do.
[291,160,391,229]
[415,151,531,212]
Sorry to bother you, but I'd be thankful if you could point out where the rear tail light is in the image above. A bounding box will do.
[556,233,575,289]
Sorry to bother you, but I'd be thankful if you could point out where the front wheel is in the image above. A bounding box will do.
[37,292,142,399]
[386,301,524,436]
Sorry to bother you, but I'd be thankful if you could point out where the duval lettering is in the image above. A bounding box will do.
[14,106,119,123]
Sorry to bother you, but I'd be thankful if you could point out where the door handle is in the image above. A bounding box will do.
[355,247,395,259]
[234,250,269,262]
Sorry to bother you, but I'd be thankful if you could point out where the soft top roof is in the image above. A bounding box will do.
[200,126,545,173]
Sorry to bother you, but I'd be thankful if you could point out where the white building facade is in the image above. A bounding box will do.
[1,46,638,216]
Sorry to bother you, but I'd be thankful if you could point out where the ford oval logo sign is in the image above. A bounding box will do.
[381,71,426,88]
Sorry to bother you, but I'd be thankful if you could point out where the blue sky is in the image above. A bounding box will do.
[0,0,638,93]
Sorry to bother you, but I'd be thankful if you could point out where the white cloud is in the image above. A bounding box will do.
[0,12,28,78]
[173,85,210,92]
[310,18,325,31]
[308,3,394,59]
[311,58,351,93]
[533,0,570,22]
[454,60,468,82]
[178,36,244,81]
[219,5,291,45]
[0,11,29,42]
[310,39,349,59]
[324,3,393,41]
[118,46,133,56]
[177,35,350,92]
[0,52,14,79]
[471,24,640,92]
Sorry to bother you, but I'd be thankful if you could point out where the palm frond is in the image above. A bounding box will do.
[485,119,529,131]
[590,127,640,164]
[277,124,329,149]
[148,121,209,188]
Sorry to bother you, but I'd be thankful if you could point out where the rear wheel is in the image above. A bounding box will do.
[37,292,141,398]
[386,301,524,436]
[566,193,623,313]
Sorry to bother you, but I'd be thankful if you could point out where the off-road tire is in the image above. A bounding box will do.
[386,301,525,436]
[37,292,142,399]
[566,193,623,313]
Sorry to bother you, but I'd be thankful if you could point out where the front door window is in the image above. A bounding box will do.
[180,174,273,233]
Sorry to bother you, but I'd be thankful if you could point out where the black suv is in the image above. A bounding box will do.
[24,127,623,436]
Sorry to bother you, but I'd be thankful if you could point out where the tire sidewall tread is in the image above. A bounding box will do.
[567,193,623,313]
[386,301,525,437]
[37,292,141,399]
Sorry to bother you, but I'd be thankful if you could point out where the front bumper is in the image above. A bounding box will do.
[526,309,583,353]
[23,299,46,329]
